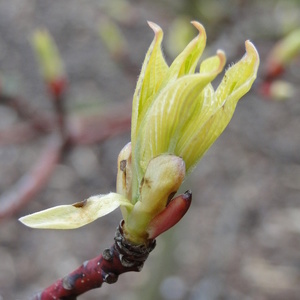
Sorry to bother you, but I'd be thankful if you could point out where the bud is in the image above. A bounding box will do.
[31,29,66,98]
[265,28,300,79]
[21,21,260,246]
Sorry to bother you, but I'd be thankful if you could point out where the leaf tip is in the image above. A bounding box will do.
[216,49,227,71]
[18,216,26,225]
[147,21,163,40]
[245,40,260,67]
[190,21,206,40]
[18,215,36,229]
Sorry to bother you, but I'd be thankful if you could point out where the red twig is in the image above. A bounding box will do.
[49,79,68,142]
[32,221,156,300]
[0,136,63,220]
[0,119,54,145]
[0,94,37,120]
[68,110,131,145]
[0,123,41,145]
[0,93,53,131]
[0,103,131,146]
[0,105,131,220]
[0,93,55,145]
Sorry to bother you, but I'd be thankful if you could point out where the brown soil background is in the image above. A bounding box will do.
[0,1,299,299]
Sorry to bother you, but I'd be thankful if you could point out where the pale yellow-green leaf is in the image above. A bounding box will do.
[175,51,226,152]
[31,29,65,83]
[215,41,259,104]
[19,193,133,229]
[124,155,185,243]
[134,51,226,180]
[162,21,206,85]
[178,41,260,171]
[166,16,198,58]
[131,22,168,150]
[175,82,215,160]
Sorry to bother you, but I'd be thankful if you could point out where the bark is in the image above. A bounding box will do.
[32,221,156,300]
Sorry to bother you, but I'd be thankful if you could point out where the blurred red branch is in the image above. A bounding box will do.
[0,105,131,146]
[68,105,131,145]
[0,94,37,120]
[0,136,63,220]
[0,123,44,145]
[0,94,131,221]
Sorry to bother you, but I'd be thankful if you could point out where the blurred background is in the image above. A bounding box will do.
[0,0,299,299]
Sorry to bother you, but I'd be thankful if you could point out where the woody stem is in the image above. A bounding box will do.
[31,221,156,300]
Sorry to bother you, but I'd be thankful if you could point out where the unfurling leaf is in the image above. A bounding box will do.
[19,193,133,229]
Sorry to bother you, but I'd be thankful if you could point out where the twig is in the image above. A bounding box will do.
[0,119,54,145]
[0,94,37,120]
[31,221,156,300]
[68,111,131,145]
[0,100,131,146]
[0,123,42,145]
[0,136,63,220]
[0,93,54,145]
[48,78,68,142]
[0,104,131,219]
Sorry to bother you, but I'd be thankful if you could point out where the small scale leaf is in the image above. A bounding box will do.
[124,155,185,243]
[116,142,132,199]
[147,190,192,239]
[116,142,133,221]
[19,193,132,229]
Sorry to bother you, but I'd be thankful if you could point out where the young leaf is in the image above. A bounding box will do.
[135,51,226,175]
[162,21,207,83]
[131,22,168,150]
[177,41,259,171]
[19,193,132,229]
